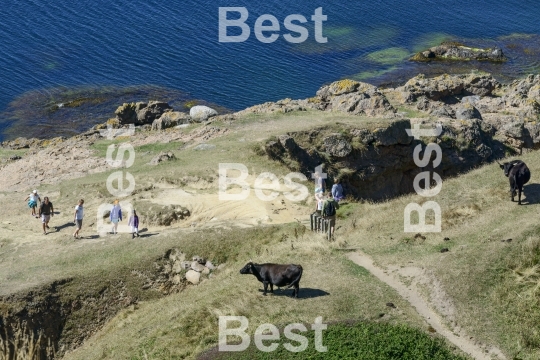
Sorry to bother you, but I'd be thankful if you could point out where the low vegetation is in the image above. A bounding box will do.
[2,104,540,360]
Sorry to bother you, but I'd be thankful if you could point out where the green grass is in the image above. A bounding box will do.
[5,108,540,359]
[60,231,439,360]
[0,148,27,162]
[204,321,466,360]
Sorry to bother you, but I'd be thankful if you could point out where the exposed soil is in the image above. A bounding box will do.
[347,251,506,360]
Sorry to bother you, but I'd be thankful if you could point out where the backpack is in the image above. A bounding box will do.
[323,200,336,217]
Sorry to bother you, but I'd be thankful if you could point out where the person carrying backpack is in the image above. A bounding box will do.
[322,194,339,238]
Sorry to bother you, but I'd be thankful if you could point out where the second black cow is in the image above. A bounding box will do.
[498,160,531,205]
[240,262,303,298]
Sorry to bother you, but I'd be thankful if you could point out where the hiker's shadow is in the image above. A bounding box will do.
[139,232,158,238]
[258,287,330,299]
[55,222,74,231]
[76,235,100,240]
[522,184,540,205]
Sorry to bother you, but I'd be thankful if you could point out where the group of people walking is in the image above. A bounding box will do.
[313,175,345,237]
[24,192,140,239]
[25,190,55,235]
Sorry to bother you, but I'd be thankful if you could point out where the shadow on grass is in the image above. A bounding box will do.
[257,287,329,299]
[522,183,540,205]
[139,233,159,238]
[55,222,74,231]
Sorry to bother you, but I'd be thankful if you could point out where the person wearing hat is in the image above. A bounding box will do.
[331,178,344,202]
[24,190,41,218]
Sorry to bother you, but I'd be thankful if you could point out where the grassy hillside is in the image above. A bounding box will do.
[2,109,540,359]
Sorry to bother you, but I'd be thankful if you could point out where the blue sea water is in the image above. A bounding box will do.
[1,0,540,140]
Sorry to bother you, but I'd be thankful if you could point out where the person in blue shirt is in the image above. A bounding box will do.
[110,200,122,235]
[331,178,344,202]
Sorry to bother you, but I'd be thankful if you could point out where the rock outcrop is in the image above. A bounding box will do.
[316,80,396,116]
[151,111,190,130]
[115,101,173,125]
[140,249,221,293]
[148,151,176,165]
[263,117,504,201]
[399,73,499,102]
[411,42,507,62]
[236,80,395,117]
[136,203,190,226]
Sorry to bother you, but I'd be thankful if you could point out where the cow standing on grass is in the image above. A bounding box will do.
[240,262,303,298]
[497,160,531,205]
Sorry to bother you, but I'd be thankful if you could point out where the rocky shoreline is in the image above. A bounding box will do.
[1,72,540,199]
[4,72,539,151]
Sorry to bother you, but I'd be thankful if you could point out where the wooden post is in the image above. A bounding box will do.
[327,219,331,241]
[310,213,315,231]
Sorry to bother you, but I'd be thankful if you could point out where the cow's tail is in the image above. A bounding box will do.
[287,265,303,288]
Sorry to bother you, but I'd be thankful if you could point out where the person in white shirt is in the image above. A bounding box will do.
[73,199,84,239]
[24,190,41,218]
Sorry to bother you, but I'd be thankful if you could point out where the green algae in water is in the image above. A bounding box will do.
[411,32,455,53]
[498,33,537,41]
[0,85,229,140]
[365,47,410,65]
[44,62,58,71]
[294,25,399,54]
[352,67,397,81]
[324,26,355,37]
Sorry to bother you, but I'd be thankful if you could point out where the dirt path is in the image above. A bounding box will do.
[347,251,506,360]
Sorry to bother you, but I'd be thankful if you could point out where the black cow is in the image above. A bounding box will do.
[240,262,303,298]
[498,160,531,205]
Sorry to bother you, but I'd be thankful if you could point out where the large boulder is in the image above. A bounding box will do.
[455,102,482,120]
[323,134,352,157]
[191,261,206,272]
[137,101,173,124]
[185,270,201,285]
[152,111,190,130]
[317,79,377,99]
[116,101,172,125]
[190,106,218,121]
